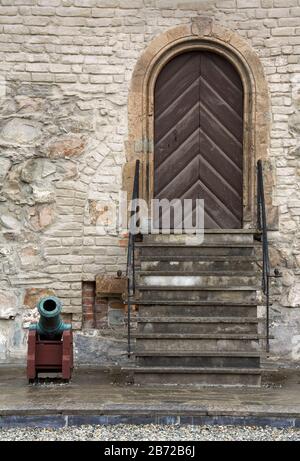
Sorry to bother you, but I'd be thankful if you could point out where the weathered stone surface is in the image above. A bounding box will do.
[0,214,21,232]
[42,161,57,178]
[271,307,300,360]
[61,162,78,180]
[1,119,41,144]
[2,179,25,204]
[286,283,300,307]
[31,183,55,204]
[282,269,295,287]
[269,247,285,268]
[88,200,116,227]
[23,288,56,309]
[0,325,8,362]
[74,330,129,366]
[289,112,300,134]
[20,159,43,184]
[38,205,56,228]
[22,309,39,330]
[108,307,124,327]
[0,158,11,186]
[0,290,18,320]
[47,136,85,158]
[28,204,56,231]
[19,246,41,269]
[191,16,213,36]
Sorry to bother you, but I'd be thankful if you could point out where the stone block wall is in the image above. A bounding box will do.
[0,0,299,364]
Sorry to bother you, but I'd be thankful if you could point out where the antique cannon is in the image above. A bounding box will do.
[27,296,73,382]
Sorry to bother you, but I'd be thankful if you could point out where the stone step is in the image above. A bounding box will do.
[138,303,257,318]
[137,286,257,303]
[138,270,256,276]
[135,350,262,356]
[135,333,262,353]
[137,323,258,335]
[136,352,260,368]
[136,300,258,305]
[136,243,256,248]
[138,274,258,288]
[135,333,262,339]
[142,230,257,245]
[137,316,258,334]
[140,259,256,271]
[138,316,258,323]
[140,255,257,261]
[127,367,261,386]
[136,243,255,257]
[131,231,262,386]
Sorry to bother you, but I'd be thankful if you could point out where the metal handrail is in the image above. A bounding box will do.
[256,159,271,353]
[126,159,140,357]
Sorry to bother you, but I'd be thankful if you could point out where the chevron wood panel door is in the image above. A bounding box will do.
[154,51,244,229]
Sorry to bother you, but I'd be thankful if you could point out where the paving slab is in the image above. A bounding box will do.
[0,366,300,427]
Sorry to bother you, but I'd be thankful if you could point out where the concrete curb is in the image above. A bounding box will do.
[1,414,300,429]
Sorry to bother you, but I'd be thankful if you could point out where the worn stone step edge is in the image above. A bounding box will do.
[146,229,259,234]
[133,300,258,306]
[136,243,255,248]
[136,285,258,291]
[137,316,258,323]
[139,256,257,262]
[134,333,263,339]
[135,351,263,357]
[123,366,261,375]
[136,269,258,277]
[140,254,257,260]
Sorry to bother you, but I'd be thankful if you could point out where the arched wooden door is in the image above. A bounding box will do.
[154,51,244,229]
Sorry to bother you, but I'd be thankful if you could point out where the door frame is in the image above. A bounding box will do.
[124,20,278,230]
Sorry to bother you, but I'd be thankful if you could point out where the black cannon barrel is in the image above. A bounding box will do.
[29,296,71,338]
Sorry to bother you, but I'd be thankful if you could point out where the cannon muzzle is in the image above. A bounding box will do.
[29,296,71,339]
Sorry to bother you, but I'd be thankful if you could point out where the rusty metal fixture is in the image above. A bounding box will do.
[95,274,127,297]
[27,296,73,383]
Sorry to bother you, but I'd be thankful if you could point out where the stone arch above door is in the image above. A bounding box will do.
[123,18,278,229]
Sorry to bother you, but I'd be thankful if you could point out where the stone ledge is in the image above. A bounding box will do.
[0,414,300,429]
[0,367,300,427]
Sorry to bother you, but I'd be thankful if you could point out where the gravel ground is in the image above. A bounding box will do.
[0,424,300,441]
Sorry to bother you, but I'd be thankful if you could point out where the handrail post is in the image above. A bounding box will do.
[257,160,271,355]
[126,160,140,358]
[127,276,131,357]
[266,275,270,354]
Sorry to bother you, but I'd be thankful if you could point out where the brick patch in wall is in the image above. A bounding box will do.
[82,280,129,329]
[82,281,111,329]
[82,281,96,329]
[95,295,109,329]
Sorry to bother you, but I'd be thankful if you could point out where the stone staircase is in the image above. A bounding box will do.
[126,230,264,386]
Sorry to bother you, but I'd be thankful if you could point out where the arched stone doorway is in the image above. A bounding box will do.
[124,19,278,230]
